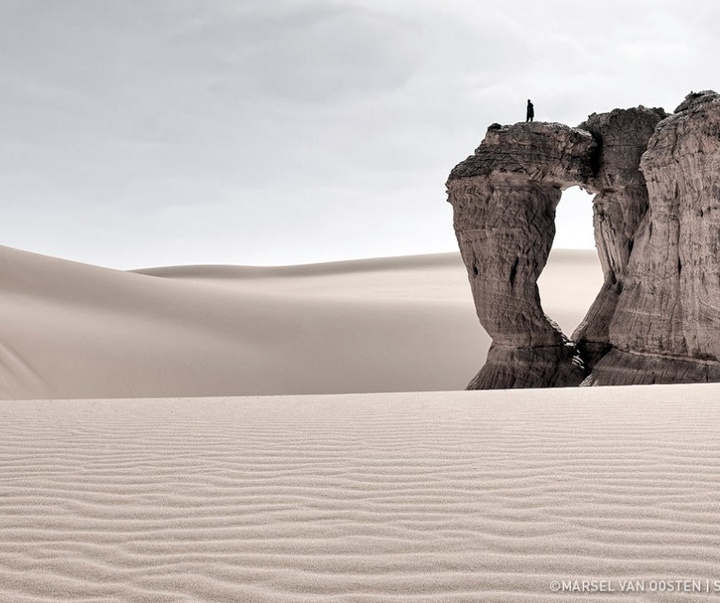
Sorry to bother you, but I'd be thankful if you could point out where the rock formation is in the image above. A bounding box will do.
[590,91,720,384]
[447,90,720,388]
[571,107,666,371]
[447,123,595,388]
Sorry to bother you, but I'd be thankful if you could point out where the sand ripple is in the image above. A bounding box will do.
[2,386,720,601]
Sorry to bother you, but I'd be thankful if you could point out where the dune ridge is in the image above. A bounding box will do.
[0,245,601,399]
[135,252,466,279]
[2,385,720,601]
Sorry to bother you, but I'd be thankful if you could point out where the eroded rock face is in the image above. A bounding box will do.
[447,123,595,388]
[572,107,666,369]
[448,90,720,389]
[590,91,720,384]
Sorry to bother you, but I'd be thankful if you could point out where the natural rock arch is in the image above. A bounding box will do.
[447,122,595,388]
[447,91,720,388]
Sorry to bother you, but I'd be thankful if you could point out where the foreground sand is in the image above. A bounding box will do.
[0,245,602,399]
[2,385,719,602]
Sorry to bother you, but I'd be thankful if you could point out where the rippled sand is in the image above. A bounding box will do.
[2,386,719,602]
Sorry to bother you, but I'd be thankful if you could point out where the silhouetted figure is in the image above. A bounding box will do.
[526,99,534,122]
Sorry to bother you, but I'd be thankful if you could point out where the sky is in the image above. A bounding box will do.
[0,0,717,269]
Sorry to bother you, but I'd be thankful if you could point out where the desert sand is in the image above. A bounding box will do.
[7,244,714,602]
[0,244,602,399]
[3,387,720,602]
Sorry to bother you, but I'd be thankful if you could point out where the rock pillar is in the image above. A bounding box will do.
[446,122,595,388]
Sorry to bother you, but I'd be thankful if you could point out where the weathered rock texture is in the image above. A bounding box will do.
[448,90,720,388]
[591,91,720,385]
[447,123,595,388]
[572,107,667,370]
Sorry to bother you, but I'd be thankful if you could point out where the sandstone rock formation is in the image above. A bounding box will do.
[571,107,666,370]
[590,91,720,385]
[447,123,595,388]
[447,90,720,388]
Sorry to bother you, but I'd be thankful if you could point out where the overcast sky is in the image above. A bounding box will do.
[0,0,717,268]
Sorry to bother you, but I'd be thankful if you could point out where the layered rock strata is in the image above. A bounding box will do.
[571,107,666,370]
[447,123,595,388]
[590,91,720,384]
[447,91,720,388]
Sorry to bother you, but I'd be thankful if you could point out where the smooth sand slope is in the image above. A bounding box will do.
[2,385,720,602]
[0,245,602,399]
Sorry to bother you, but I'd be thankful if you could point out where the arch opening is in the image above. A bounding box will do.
[537,186,604,337]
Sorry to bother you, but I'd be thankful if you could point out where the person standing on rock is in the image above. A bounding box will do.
[526,99,534,122]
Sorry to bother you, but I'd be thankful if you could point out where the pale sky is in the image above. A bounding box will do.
[0,0,716,268]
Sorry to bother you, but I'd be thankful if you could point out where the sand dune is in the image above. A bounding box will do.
[1,245,710,601]
[0,245,602,399]
[2,385,720,602]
